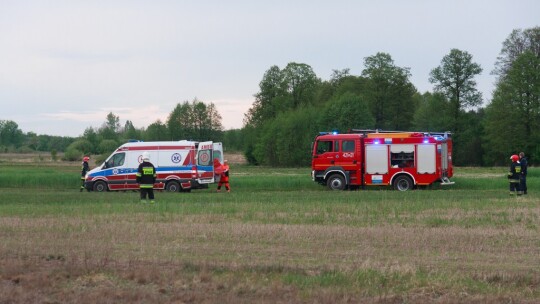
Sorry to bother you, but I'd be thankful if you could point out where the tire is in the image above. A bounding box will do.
[393,175,413,191]
[93,181,108,192]
[165,181,180,192]
[327,174,346,190]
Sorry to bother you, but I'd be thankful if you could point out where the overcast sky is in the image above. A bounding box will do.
[1,0,538,137]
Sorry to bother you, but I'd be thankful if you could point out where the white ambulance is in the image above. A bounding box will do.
[84,140,223,192]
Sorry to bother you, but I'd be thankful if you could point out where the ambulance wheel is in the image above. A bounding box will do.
[327,174,346,190]
[165,181,180,192]
[93,181,108,192]
[393,175,413,191]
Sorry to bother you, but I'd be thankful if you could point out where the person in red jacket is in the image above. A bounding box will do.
[216,160,230,193]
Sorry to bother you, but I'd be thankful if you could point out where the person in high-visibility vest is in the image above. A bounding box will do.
[136,152,157,203]
[508,154,522,195]
[80,156,90,192]
[216,160,230,193]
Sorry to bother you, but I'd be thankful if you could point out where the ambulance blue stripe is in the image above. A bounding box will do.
[89,165,214,177]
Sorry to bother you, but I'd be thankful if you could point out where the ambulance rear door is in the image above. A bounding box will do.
[196,141,215,184]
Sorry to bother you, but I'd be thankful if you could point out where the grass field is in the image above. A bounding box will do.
[0,160,539,303]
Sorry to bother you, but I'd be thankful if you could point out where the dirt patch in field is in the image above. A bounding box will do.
[223,152,247,165]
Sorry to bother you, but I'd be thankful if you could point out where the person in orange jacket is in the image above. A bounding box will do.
[216,160,230,193]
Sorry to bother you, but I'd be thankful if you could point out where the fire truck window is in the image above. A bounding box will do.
[105,152,125,168]
[342,141,355,152]
[391,152,414,168]
[316,141,333,154]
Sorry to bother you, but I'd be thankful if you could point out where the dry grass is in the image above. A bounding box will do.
[1,161,539,303]
[1,210,539,303]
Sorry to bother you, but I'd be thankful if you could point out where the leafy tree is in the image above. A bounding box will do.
[429,49,483,132]
[281,62,320,108]
[254,107,321,166]
[99,112,121,141]
[0,120,24,148]
[244,65,286,127]
[167,102,192,140]
[330,68,351,88]
[455,109,484,166]
[484,51,540,165]
[82,127,99,153]
[274,107,321,166]
[167,99,223,141]
[321,93,375,132]
[362,53,416,130]
[66,139,94,155]
[98,139,119,155]
[245,63,320,128]
[222,129,243,151]
[122,120,140,141]
[63,147,83,161]
[333,75,368,99]
[25,132,39,151]
[412,92,453,131]
[144,120,169,141]
[191,101,209,140]
[493,26,540,78]
[206,102,224,141]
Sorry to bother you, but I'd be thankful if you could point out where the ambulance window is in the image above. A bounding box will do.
[198,149,212,166]
[105,152,125,168]
[213,150,223,163]
[342,141,355,152]
[316,140,333,154]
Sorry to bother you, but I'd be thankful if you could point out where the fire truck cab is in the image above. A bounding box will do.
[311,130,454,191]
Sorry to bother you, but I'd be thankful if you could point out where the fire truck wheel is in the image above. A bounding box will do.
[93,181,107,192]
[393,175,413,191]
[327,174,346,190]
[165,181,180,192]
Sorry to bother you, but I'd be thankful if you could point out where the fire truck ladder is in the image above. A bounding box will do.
[349,129,452,138]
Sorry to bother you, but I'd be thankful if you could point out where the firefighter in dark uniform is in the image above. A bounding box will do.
[136,152,157,203]
[508,154,522,195]
[80,156,90,192]
[519,152,528,195]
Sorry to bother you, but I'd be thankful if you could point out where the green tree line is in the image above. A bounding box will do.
[2,27,538,166]
[241,26,540,167]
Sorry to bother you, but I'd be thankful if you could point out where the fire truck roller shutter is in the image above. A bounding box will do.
[390,145,414,153]
[365,145,388,174]
[417,144,436,173]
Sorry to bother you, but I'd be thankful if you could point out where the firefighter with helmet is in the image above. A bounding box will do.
[80,156,90,192]
[508,154,522,195]
[136,152,157,203]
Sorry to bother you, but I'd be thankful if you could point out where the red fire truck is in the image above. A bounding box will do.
[311,130,454,191]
